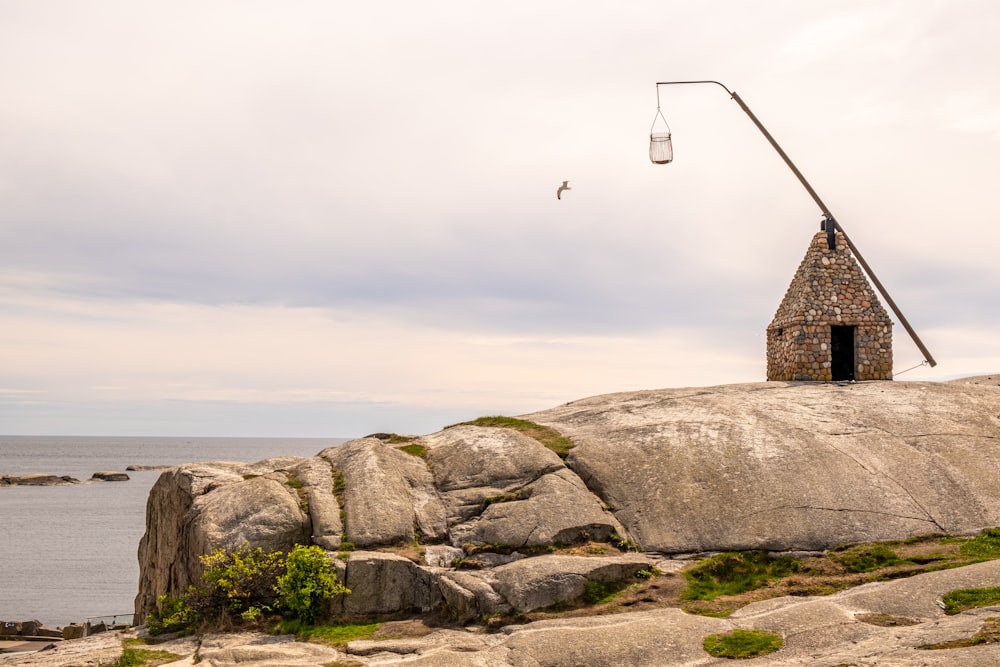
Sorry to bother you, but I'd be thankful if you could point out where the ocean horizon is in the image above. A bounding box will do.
[0,435,347,627]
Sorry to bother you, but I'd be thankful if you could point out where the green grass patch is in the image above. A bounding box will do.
[703,628,783,659]
[278,619,381,647]
[396,443,427,458]
[960,528,1000,561]
[941,586,1000,615]
[682,552,799,601]
[830,543,905,573]
[582,579,629,605]
[448,416,575,459]
[108,646,180,667]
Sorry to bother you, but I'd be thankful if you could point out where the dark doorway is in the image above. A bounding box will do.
[831,325,856,381]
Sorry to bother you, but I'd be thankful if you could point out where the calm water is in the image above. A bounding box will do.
[0,436,345,627]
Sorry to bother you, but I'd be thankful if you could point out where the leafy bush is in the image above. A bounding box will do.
[941,586,1000,615]
[146,542,352,635]
[960,528,1000,561]
[830,544,904,573]
[682,552,799,601]
[278,545,350,624]
[703,628,783,659]
[198,543,285,620]
[145,590,200,636]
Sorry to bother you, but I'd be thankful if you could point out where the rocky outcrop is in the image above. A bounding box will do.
[134,460,315,617]
[423,425,625,548]
[133,376,1000,630]
[320,438,448,547]
[337,551,443,616]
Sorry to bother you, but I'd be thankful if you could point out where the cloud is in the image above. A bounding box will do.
[1,1,997,435]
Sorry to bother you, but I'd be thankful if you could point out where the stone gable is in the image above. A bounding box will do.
[767,229,893,381]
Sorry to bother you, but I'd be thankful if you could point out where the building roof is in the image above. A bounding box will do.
[769,229,891,329]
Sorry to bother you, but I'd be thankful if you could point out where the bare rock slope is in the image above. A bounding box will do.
[528,377,1000,553]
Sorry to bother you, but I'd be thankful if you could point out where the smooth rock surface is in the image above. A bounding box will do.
[528,379,1000,552]
[487,553,654,612]
[321,438,448,547]
[338,551,443,616]
[288,457,342,550]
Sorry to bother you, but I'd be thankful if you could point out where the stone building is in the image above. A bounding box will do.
[767,227,893,381]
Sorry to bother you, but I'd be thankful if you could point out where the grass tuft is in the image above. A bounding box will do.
[960,528,1000,561]
[396,443,427,458]
[830,543,905,573]
[681,551,799,601]
[108,646,179,667]
[448,416,575,459]
[582,579,629,605]
[278,619,381,647]
[703,628,783,659]
[941,586,1000,615]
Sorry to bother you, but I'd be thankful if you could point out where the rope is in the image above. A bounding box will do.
[650,108,669,134]
[894,360,929,377]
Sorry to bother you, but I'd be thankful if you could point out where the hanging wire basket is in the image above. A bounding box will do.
[649,107,673,164]
[649,94,674,164]
[649,131,672,164]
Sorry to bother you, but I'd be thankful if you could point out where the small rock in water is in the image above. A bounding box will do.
[91,471,130,482]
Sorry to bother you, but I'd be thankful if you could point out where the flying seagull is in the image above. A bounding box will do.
[556,180,571,200]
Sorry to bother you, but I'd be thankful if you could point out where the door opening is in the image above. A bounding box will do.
[831,325,856,381]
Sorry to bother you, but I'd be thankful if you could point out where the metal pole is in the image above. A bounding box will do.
[655,80,936,368]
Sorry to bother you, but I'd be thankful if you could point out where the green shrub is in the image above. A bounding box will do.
[703,628,783,659]
[610,532,638,552]
[145,591,200,636]
[682,552,799,601]
[960,528,1000,561]
[198,543,285,620]
[941,587,1000,615]
[278,545,350,624]
[831,544,903,573]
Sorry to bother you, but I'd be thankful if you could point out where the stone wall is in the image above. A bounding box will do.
[767,229,893,381]
[767,322,893,381]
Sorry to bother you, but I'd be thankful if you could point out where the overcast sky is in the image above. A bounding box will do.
[1,1,997,438]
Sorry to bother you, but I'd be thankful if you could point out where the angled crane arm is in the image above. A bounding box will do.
[655,80,936,368]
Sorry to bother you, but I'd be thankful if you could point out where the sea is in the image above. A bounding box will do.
[0,435,347,628]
